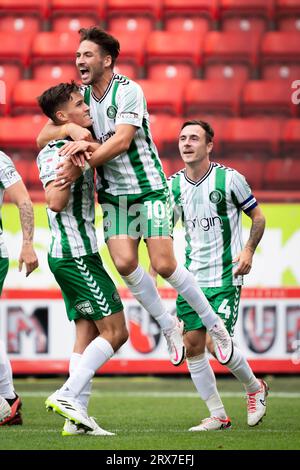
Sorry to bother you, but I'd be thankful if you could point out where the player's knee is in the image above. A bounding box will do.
[112,255,138,276]
[151,258,177,278]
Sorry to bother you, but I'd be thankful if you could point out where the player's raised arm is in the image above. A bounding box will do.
[5,180,38,276]
[36,120,93,149]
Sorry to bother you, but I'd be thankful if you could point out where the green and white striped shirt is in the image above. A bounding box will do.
[168,162,258,287]
[37,140,98,258]
[0,151,21,258]
[82,74,167,196]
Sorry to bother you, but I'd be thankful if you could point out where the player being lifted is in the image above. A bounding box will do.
[0,150,38,426]
[37,27,233,367]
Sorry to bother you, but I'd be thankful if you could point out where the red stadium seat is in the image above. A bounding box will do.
[163,0,216,32]
[0,0,49,19]
[0,31,33,67]
[0,15,40,33]
[280,119,300,158]
[221,118,281,159]
[137,80,184,115]
[276,0,300,31]
[108,31,148,69]
[146,31,203,79]
[164,17,210,34]
[52,16,97,32]
[216,158,265,190]
[241,80,297,117]
[264,158,300,190]
[184,79,243,117]
[33,64,79,81]
[108,16,154,34]
[148,63,194,81]
[0,114,48,149]
[49,0,104,23]
[107,0,162,23]
[163,0,217,21]
[219,0,274,33]
[12,80,59,115]
[113,64,137,80]
[203,31,260,80]
[31,32,79,66]
[261,32,300,81]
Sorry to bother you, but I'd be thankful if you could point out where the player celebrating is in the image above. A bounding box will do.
[37,82,127,435]
[0,150,39,426]
[37,27,233,367]
[169,120,268,430]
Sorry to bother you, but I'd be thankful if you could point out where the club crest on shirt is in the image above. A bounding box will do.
[107,105,117,119]
[209,190,223,204]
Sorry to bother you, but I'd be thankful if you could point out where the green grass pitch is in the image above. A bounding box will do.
[1,376,300,450]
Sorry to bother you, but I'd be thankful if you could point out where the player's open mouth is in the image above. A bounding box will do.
[80,68,89,79]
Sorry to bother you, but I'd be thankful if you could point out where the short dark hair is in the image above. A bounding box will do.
[181,120,214,144]
[79,27,120,67]
[37,81,80,124]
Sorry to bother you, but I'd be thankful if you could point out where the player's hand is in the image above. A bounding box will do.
[59,141,91,166]
[233,248,253,277]
[54,158,82,189]
[19,243,39,277]
[66,123,92,142]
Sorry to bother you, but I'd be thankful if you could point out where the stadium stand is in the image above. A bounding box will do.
[0,0,299,194]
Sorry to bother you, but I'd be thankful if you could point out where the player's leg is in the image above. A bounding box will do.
[101,191,185,366]
[0,339,22,426]
[205,286,268,426]
[147,235,233,365]
[46,253,126,431]
[177,295,231,431]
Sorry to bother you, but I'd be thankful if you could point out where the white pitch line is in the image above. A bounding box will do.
[18,391,300,398]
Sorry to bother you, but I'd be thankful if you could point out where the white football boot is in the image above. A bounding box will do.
[208,318,233,365]
[189,416,232,431]
[163,318,186,366]
[45,391,93,431]
[247,379,269,426]
[62,417,115,436]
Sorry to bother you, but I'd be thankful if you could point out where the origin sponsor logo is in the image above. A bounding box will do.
[185,216,223,232]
